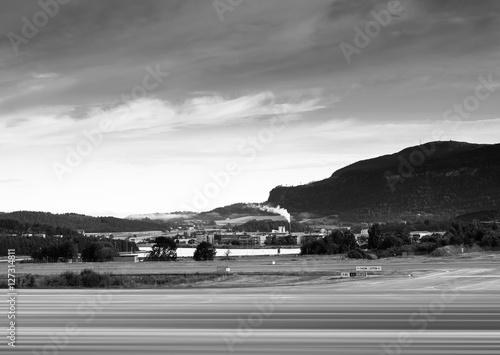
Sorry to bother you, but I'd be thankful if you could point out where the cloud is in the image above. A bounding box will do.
[0,92,325,149]
[0,179,21,184]
[32,72,58,79]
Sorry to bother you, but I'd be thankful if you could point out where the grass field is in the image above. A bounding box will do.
[2,251,499,289]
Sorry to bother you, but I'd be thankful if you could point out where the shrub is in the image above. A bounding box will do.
[111,277,123,287]
[98,274,112,288]
[365,253,377,260]
[61,271,81,287]
[416,242,437,253]
[346,249,367,259]
[42,275,68,287]
[80,269,101,288]
[401,244,417,253]
[430,248,447,257]
[375,249,392,258]
[20,274,37,288]
[480,235,500,248]
[375,247,403,258]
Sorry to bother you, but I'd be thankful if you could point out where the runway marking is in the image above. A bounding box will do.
[416,269,451,279]
[455,280,500,290]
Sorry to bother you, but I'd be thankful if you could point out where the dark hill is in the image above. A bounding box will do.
[0,211,170,233]
[267,141,500,221]
[198,203,276,220]
[455,210,500,222]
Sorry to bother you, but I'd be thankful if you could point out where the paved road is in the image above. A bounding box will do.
[3,270,500,355]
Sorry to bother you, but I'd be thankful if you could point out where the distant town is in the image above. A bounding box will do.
[78,218,448,262]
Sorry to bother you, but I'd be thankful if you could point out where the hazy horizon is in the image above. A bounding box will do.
[2,0,500,217]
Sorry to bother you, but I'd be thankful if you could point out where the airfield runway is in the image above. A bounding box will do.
[3,265,500,355]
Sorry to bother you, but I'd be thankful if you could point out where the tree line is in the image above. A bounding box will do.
[0,211,173,233]
[144,238,216,262]
[300,219,500,257]
[300,229,357,255]
[0,231,138,261]
[367,220,500,256]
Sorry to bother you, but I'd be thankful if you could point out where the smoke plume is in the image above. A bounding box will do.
[252,204,291,223]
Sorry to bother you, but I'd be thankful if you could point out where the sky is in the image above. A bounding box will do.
[1,0,500,217]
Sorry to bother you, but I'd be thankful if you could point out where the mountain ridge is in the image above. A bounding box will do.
[267,141,500,221]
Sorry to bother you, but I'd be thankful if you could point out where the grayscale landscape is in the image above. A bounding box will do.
[1,1,500,354]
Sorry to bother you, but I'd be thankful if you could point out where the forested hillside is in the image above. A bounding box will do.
[0,211,171,233]
[268,141,500,221]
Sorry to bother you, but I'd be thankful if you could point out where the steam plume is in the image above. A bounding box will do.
[252,204,291,223]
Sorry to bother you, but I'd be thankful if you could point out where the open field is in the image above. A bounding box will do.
[215,215,287,225]
[10,252,500,278]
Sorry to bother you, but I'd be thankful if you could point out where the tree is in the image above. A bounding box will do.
[224,247,231,261]
[449,233,464,245]
[480,233,500,248]
[82,243,99,262]
[58,241,78,260]
[368,224,382,249]
[96,247,115,262]
[81,242,118,262]
[148,237,177,261]
[301,239,327,255]
[379,234,404,250]
[300,230,355,256]
[326,230,357,253]
[193,241,216,261]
